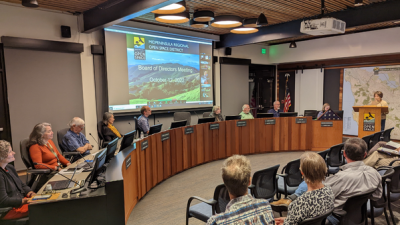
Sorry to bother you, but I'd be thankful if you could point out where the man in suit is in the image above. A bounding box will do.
[267,101,283,117]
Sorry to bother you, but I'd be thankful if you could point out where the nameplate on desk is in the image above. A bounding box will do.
[141,140,148,151]
[125,155,131,170]
[237,121,247,127]
[321,122,333,127]
[296,118,307,124]
[210,123,219,130]
[161,133,170,141]
[265,119,275,125]
[185,127,194,134]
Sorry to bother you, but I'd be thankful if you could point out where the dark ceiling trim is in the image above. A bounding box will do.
[219,57,251,65]
[82,0,181,33]
[1,36,84,53]
[217,0,400,48]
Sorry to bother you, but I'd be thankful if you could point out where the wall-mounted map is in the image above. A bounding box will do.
[343,66,400,139]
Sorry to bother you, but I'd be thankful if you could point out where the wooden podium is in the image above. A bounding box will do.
[353,106,388,137]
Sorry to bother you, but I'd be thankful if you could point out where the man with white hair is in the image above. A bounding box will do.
[61,117,92,162]
[239,104,254,120]
[267,101,283,117]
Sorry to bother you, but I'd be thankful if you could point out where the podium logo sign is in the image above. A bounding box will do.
[363,113,375,131]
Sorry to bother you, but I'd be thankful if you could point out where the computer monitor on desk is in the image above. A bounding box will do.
[170,120,187,129]
[225,115,241,121]
[279,112,298,117]
[257,113,274,118]
[120,130,135,151]
[198,117,215,124]
[88,149,107,186]
[105,138,118,162]
[149,124,163,135]
[333,110,343,119]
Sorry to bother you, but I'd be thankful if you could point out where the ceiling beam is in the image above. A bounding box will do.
[81,0,181,33]
[216,0,400,48]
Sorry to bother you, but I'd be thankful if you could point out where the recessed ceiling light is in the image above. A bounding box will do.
[152,1,186,14]
[190,19,209,28]
[193,11,214,22]
[211,15,242,28]
[231,27,258,34]
[155,12,189,24]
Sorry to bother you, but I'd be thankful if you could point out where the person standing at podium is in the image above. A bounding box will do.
[370,91,388,131]
[317,103,330,118]
[267,101,282,117]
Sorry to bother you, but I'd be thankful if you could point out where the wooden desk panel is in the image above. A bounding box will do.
[216,122,226,159]
[255,118,274,153]
[182,126,196,169]
[226,120,240,157]
[288,117,311,151]
[171,128,183,175]
[311,120,343,151]
[161,131,172,180]
[122,149,139,223]
[155,133,164,184]
[138,141,146,199]
[150,135,158,187]
[195,124,205,164]
[145,138,153,192]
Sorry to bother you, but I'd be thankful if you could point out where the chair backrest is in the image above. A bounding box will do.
[362,134,374,151]
[203,112,211,118]
[174,112,191,125]
[134,116,141,137]
[372,167,394,208]
[20,139,34,169]
[304,110,318,119]
[382,127,394,142]
[283,159,303,187]
[370,131,384,149]
[388,161,400,193]
[318,149,329,161]
[57,128,70,153]
[251,164,279,200]
[327,143,344,167]
[97,121,105,141]
[341,191,374,225]
[299,208,334,225]
[213,184,230,214]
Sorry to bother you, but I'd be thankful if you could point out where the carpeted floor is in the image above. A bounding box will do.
[127,151,400,225]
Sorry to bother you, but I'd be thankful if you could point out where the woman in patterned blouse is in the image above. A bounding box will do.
[275,152,334,225]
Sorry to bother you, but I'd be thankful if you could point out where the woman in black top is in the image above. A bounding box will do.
[0,140,35,220]
[209,105,224,122]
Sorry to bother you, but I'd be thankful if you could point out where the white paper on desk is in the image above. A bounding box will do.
[56,168,84,175]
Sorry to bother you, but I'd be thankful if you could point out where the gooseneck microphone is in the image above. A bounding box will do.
[89,133,100,148]
[76,151,93,171]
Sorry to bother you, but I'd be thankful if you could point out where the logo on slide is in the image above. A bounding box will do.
[134,36,146,60]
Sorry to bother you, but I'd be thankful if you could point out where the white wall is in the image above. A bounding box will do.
[0,3,100,169]
[294,69,324,114]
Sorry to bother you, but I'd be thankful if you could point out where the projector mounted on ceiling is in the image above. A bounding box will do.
[300,18,346,36]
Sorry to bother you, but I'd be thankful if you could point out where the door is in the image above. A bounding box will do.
[249,64,276,116]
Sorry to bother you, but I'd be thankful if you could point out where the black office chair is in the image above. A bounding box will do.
[97,121,109,148]
[382,127,394,142]
[0,208,29,225]
[367,167,394,225]
[249,164,279,203]
[186,184,229,225]
[318,149,329,162]
[362,134,374,153]
[333,191,374,225]
[299,208,334,225]
[304,110,318,119]
[134,116,142,138]
[370,131,384,150]
[327,143,345,175]
[202,112,212,118]
[19,139,51,192]
[56,128,81,162]
[277,159,303,199]
[174,112,191,125]
[387,159,400,225]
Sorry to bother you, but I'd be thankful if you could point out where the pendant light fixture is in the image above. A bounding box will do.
[155,12,190,24]
[257,13,269,26]
[231,27,258,34]
[211,15,242,28]
[243,18,261,28]
[22,0,38,8]
[190,19,209,28]
[193,10,214,22]
[289,41,297,48]
[152,1,186,14]
[354,0,363,6]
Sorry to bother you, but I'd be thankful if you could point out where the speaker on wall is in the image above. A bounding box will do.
[61,26,71,38]
[213,56,218,63]
[91,45,104,55]
[225,47,232,55]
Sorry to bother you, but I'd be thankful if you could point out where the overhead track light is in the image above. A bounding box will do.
[152,1,186,14]
[22,0,38,8]
[155,12,190,23]
[243,18,261,28]
[231,27,258,34]
[354,0,363,6]
[289,41,297,48]
[211,15,242,28]
[193,10,214,22]
[190,19,209,28]
[256,13,268,26]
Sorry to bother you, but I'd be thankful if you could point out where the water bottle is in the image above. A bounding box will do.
[140,131,144,139]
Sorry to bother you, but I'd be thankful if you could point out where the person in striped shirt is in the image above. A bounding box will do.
[207,155,275,225]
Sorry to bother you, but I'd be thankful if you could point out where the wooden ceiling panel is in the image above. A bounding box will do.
[0,0,108,13]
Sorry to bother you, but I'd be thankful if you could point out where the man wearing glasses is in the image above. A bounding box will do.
[61,117,92,162]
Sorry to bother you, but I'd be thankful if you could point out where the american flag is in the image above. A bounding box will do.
[284,86,291,112]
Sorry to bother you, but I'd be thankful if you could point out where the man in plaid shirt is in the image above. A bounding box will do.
[207,155,275,225]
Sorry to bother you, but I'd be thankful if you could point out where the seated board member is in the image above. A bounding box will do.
[0,140,36,220]
[209,105,224,122]
[363,141,400,168]
[101,112,122,141]
[61,117,92,162]
[267,101,283,117]
[317,103,330,118]
[207,155,274,225]
[271,138,382,225]
[239,104,254,120]
[275,152,334,225]
[138,106,151,134]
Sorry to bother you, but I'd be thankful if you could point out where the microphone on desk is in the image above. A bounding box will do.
[76,151,93,172]
[33,162,87,194]
[89,133,100,149]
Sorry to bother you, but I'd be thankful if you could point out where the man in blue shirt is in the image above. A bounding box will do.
[61,117,92,162]
[138,106,151,134]
[267,101,283,117]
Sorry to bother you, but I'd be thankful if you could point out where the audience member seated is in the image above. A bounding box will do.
[0,140,36,220]
[317,103,330,118]
[209,105,224,121]
[101,112,121,141]
[364,141,400,168]
[206,155,274,225]
[275,152,334,225]
[267,101,283,117]
[271,138,382,225]
[61,117,92,162]
[239,104,254,120]
[138,106,151,134]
